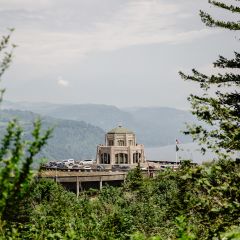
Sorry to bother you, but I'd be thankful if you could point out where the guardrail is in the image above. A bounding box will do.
[40,166,179,173]
[41,166,102,172]
[40,166,131,172]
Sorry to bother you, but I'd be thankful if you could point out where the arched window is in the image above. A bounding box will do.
[133,152,141,163]
[124,154,128,164]
[118,140,125,146]
[100,153,110,164]
[115,153,128,164]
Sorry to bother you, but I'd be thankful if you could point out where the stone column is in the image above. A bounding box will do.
[110,147,115,165]
[129,147,132,164]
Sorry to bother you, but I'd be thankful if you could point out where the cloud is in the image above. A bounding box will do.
[57,76,69,87]
[9,0,216,67]
[0,0,53,11]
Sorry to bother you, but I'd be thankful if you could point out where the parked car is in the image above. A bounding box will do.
[57,162,65,168]
[49,161,57,167]
[96,165,105,171]
[120,165,130,171]
[72,164,81,169]
[81,159,95,165]
[71,165,82,171]
[62,159,75,166]
[83,166,92,172]
[112,165,130,171]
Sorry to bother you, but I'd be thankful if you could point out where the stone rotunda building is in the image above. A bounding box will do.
[96,125,145,165]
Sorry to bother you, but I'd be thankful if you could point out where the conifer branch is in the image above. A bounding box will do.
[209,0,240,13]
[200,10,240,30]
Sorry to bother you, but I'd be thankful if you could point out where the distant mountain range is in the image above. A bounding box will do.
[0,109,105,161]
[2,101,195,147]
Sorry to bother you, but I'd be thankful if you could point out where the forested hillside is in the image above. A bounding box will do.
[0,109,105,161]
[2,101,194,146]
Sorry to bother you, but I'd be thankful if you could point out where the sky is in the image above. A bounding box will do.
[0,0,239,109]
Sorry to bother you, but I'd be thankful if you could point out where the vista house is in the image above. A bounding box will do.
[96,125,145,165]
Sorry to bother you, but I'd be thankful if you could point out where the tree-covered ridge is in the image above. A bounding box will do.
[2,102,194,147]
[0,109,105,161]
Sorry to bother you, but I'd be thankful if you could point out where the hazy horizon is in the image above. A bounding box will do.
[2,99,192,111]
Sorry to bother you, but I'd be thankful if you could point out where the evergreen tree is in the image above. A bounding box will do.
[0,29,14,103]
[179,0,240,154]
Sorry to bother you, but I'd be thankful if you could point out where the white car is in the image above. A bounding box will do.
[81,159,95,165]
[83,166,91,170]
[62,159,75,166]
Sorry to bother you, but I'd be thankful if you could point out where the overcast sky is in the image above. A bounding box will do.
[0,0,239,109]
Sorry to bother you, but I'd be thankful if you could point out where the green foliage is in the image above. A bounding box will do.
[221,226,240,240]
[0,119,52,220]
[2,158,240,239]
[125,164,143,191]
[20,179,82,239]
[130,232,162,240]
[179,1,240,154]
[0,29,15,102]
[0,31,51,237]
[175,216,196,240]
[0,157,239,239]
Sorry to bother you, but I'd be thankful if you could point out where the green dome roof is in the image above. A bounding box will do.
[108,125,134,134]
